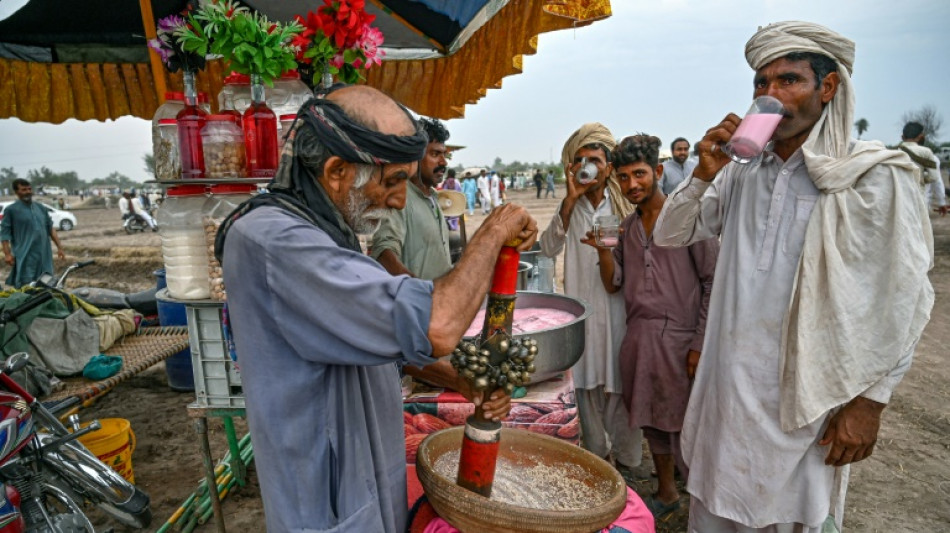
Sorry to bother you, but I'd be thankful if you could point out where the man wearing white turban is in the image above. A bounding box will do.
[540,123,643,475]
[653,21,934,532]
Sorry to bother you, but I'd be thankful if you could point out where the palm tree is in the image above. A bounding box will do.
[854,118,869,139]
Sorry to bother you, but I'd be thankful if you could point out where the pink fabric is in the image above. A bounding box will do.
[422,487,654,533]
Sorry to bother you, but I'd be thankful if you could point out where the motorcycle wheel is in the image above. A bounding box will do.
[40,483,96,533]
[124,222,135,234]
[94,486,152,529]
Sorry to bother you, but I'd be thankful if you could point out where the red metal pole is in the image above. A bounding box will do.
[456,244,520,497]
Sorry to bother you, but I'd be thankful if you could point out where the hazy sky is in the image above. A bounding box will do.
[0,0,948,182]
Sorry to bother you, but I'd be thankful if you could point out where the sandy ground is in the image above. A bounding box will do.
[14,186,949,532]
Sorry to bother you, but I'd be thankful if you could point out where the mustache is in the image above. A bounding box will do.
[433,166,447,174]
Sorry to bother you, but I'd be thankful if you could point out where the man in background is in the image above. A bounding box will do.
[372,117,453,279]
[477,169,491,214]
[2,179,66,288]
[540,123,642,476]
[659,137,696,195]
[899,121,947,216]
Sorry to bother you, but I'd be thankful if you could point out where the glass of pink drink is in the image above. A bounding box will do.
[723,95,785,164]
[593,214,620,248]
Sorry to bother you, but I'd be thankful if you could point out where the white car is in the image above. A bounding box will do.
[39,186,68,196]
[0,201,78,231]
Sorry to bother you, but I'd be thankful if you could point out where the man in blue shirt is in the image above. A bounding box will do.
[216,85,538,533]
[1,179,65,288]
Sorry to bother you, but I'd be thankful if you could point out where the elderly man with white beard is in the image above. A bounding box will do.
[214,85,538,533]
[653,21,934,532]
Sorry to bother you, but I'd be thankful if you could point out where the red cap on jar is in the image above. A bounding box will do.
[206,114,239,122]
[223,72,251,85]
[197,93,209,104]
[279,114,297,121]
[210,184,257,194]
[158,118,177,125]
[166,184,208,196]
[279,70,300,79]
[164,91,185,101]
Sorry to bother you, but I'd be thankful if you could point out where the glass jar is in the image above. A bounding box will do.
[203,184,256,301]
[155,119,180,181]
[270,70,312,117]
[243,74,279,179]
[217,86,244,125]
[157,185,211,300]
[219,73,251,115]
[201,116,246,179]
[177,71,207,179]
[279,114,297,146]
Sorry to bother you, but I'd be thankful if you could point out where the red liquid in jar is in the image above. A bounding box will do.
[464,307,577,337]
[177,105,207,179]
[244,102,279,179]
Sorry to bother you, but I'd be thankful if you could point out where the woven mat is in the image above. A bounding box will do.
[43,326,190,403]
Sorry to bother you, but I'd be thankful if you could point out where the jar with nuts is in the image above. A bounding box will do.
[155,119,181,181]
[203,184,257,301]
[201,115,246,179]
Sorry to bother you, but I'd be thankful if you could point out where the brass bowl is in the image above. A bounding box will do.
[416,427,626,533]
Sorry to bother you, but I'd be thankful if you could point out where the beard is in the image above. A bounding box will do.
[342,164,394,236]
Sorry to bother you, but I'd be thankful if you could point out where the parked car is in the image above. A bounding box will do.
[38,185,68,196]
[0,201,77,231]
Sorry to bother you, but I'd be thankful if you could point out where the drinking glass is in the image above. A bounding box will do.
[722,96,785,164]
[537,256,555,293]
[593,214,620,248]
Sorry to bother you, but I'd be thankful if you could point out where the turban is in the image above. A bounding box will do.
[216,87,428,260]
[743,23,934,438]
[560,123,635,221]
[745,21,855,160]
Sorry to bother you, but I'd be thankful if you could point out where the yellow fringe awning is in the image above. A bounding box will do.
[0,0,610,123]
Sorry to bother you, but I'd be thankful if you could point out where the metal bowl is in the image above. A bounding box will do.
[416,427,626,533]
[467,292,590,383]
[516,261,533,290]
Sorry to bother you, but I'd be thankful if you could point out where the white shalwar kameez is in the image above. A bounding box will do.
[540,190,641,466]
[654,149,914,530]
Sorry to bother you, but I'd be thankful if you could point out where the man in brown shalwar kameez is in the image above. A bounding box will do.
[583,134,718,517]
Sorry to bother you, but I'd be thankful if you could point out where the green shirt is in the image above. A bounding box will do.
[370,182,452,280]
[1,200,54,288]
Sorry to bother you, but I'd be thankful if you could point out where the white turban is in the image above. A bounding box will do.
[743,22,934,436]
[745,21,855,160]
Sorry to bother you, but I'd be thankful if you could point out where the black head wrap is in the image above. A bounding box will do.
[214,87,429,263]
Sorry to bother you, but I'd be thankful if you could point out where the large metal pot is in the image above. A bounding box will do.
[467,291,590,383]
[515,261,532,291]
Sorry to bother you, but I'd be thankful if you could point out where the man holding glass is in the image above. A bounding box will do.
[653,21,933,532]
[539,123,641,476]
[583,134,718,518]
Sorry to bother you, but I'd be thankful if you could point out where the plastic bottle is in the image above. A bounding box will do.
[155,119,180,181]
[177,71,207,179]
[243,74,279,179]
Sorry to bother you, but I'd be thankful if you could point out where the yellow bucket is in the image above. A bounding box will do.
[77,418,137,484]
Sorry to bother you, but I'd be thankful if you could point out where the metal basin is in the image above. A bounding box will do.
[467,291,590,383]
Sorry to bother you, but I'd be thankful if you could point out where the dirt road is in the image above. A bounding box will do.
[21,187,949,532]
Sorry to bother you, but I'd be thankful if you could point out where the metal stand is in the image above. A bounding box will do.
[186,405,248,533]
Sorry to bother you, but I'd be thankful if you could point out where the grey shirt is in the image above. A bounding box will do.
[223,206,436,533]
[660,158,697,195]
[370,181,452,280]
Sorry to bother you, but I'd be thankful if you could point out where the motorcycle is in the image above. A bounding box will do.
[121,214,149,234]
[0,276,152,532]
[59,262,158,319]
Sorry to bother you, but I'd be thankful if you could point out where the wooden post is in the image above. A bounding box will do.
[139,0,168,105]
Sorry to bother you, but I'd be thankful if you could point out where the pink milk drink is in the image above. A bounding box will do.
[723,96,785,164]
[593,214,620,248]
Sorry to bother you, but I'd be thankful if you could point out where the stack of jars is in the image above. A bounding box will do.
[151,70,313,181]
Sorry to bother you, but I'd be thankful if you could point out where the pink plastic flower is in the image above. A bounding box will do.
[356,24,384,68]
